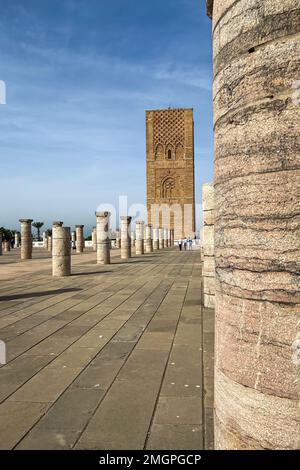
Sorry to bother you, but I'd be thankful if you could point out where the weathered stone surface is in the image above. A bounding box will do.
[135,221,144,256]
[96,212,111,265]
[19,219,33,260]
[75,225,84,253]
[203,183,214,212]
[209,0,300,450]
[120,216,132,259]
[52,223,71,277]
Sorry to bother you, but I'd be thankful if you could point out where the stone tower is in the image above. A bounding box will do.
[146,108,195,240]
[207,0,300,450]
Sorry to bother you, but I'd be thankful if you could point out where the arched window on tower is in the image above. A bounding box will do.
[165,145,174,160]
[161,177,175,199]
[155,143,164,160]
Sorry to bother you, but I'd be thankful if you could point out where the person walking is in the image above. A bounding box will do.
[183,239,187,251]
[178,239,182,251]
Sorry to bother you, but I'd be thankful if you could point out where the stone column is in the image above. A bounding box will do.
[121,216,132,259]
[153,228,159,251]
[159,228,164,249]
[19,219,33,260]
[164,228,169,248]
[0,233,2,256]
[145,224,153,253]
[15,232,20,248]
[115,229,121,249]
[96,212,111,265]
[47,236,52,253]
[135,221,144,255]
[92,227,97,252]
[207,0,300,450]
[52,222,71,277]
[75,225,84,253]
[4,241,10,252]
[42,232,47,249]
[131,231,136,247]
[202,183,215,309]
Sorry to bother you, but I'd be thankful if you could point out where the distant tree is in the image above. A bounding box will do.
[32,222,44,241]
[0,227,14,241]
[46,229,52,237]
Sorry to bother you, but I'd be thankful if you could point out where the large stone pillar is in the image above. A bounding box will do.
[153,228,159,251]
[75,225,84,253]
[164,228,169,248]
[202,183,215,309]
[0,233,2,256]
[4,241,10,252]
[135,221,144,255]
[207,0,300,450]
[52,222,71,277]
[96,212,111,265]
[145,224,153,253]
[159,228,164,250]
[19,219,33,260]
[120,216,132,259]
[92,227,97,252]
[115,229,121,249]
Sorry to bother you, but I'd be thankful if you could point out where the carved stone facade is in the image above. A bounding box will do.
[146,108,195,239]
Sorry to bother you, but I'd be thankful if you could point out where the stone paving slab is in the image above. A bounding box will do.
[0,248,214,450]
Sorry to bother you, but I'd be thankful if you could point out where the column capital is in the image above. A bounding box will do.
[53,221,63,227]
[95,211,110,218]
[75,224,84,228]
[121,216,132,222]
[19,219,33,224]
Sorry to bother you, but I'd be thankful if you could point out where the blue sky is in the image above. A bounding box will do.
[0,0,213,234]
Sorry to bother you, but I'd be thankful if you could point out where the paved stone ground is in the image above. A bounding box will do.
[0,247,214,450]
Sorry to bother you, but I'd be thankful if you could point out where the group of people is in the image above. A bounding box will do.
[178,237,193,251]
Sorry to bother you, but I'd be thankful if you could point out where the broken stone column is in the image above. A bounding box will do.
[19,219,33,260]
[153,228,159,251]
[115,229,121,249]
[75,225,84,253]
[96,212,111,265]
[52,222,71,277]
[121,216,132,259]
[92,227,97,252]
[202,183,215,309]
[135,221,144,255]
[159,228,164,249]
[4,241,10,252]
[207,0,300,450]
[131,231,136,247]
[145,224,153,253]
